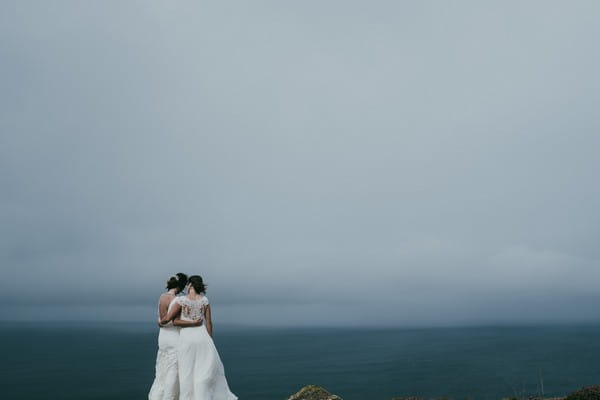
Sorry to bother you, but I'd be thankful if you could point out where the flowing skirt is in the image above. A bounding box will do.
[149,326,180,400]
[178,325,238,400]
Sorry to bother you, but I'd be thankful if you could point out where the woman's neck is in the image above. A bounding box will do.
[187,288,201,298]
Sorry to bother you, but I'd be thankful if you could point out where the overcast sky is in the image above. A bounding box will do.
[1,1,599,326]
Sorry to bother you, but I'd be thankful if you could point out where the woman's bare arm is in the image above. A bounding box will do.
[173,318,203,327]
[159,302,182,325]
[160,302,202,327]
[204,304,212,337]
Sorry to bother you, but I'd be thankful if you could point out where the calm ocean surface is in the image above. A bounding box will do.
[1,322,599,400]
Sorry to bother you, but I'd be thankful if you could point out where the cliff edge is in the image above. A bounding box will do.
[287,384,600,400]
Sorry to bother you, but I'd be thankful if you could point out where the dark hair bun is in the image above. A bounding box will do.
[166,273,188,290]
[188,275,206,294]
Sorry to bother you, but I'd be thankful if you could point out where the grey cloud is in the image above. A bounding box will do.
[1,0,599,326]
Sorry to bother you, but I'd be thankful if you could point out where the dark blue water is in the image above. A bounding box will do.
[1,322,599,400]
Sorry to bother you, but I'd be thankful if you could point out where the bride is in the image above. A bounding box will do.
[160,275,238,400]
[149,273,203,400]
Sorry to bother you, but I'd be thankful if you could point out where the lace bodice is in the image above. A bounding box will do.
[176,295,209,321]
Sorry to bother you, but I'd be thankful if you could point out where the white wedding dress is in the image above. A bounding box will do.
[176,295,238,400]
[149,297,181,400]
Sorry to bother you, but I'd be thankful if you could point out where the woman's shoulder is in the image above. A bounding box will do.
[159,292,175,302]
[180,294,209,304]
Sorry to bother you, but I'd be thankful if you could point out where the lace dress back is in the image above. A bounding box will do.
[177,295,209,321]
[175,293,237,400]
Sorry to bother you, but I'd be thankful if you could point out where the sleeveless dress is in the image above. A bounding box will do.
[176,295,238,400]
[149,296,181,400]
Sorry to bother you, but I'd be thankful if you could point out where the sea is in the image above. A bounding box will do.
[1,322,599,400]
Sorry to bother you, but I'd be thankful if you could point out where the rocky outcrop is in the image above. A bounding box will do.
[566,386,600,400]
[288,385,343,400]
[288,385,598,400]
